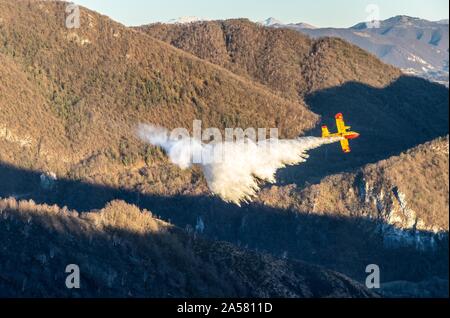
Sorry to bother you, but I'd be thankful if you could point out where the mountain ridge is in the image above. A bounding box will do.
[0,198,377,297]
[139,18,402,100]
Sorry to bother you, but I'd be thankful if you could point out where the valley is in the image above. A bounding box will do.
[0,0,448,298]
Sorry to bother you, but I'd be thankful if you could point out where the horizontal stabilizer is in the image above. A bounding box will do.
[321,125,330,138]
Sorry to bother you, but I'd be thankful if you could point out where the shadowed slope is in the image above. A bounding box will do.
[0,161,447,295]
[0,198,377,298]
[278,76,449,187]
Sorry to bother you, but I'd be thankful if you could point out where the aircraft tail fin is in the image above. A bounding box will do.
[322,126,330,138]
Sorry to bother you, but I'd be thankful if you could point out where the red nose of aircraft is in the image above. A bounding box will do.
[345,133,360,140]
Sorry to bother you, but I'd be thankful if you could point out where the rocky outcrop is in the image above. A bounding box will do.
[260,137,449,250]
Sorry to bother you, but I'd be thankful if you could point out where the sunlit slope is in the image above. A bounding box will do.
[0,0,317,163]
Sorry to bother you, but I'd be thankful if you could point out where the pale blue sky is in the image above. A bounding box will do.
[73,0,449,27]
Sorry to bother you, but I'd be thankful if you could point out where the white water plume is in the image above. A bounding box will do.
[137,124,341,205]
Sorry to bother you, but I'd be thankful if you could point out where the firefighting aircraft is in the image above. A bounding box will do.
[322,113,360,153]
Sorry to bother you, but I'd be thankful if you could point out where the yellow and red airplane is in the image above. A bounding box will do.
[322,113,360,153]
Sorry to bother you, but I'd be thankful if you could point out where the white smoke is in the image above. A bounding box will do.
[137,124,341,205]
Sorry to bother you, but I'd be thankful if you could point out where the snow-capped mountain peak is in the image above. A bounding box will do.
[258,17,283,27]
[167,16,205,24]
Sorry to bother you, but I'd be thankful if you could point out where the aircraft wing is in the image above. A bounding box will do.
[340,138,351,153]
[336,114,346,133]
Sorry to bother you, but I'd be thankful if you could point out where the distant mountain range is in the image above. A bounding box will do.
[265,16,449,86]
[258,17,317,29]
